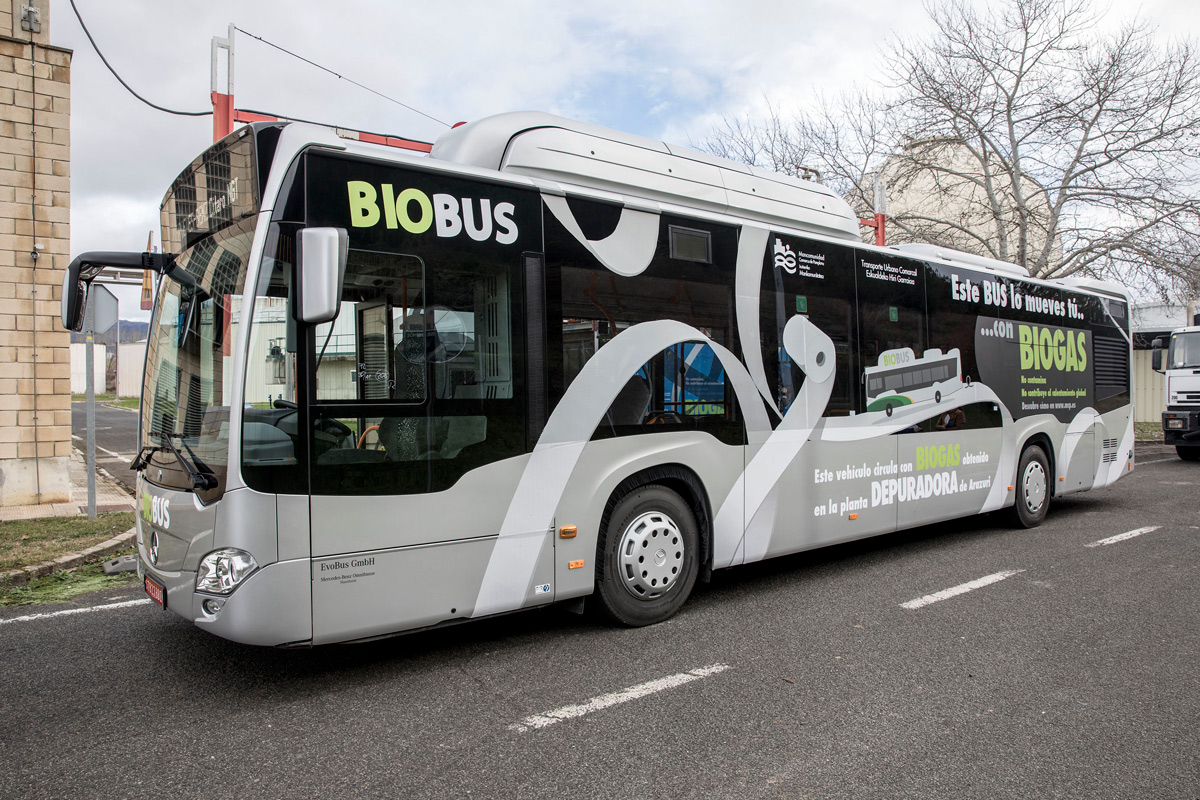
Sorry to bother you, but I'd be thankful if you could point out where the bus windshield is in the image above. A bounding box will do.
[1169,331,1200,369]
[140,218,256,496]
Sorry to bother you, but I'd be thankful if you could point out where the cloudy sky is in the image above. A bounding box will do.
[47,0,1199,319]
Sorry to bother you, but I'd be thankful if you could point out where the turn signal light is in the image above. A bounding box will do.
[568,560,585,569]
[559,526,577,539]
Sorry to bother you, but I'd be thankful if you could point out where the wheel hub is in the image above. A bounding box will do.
[617,511,684,600]
[1022,460,1047,513]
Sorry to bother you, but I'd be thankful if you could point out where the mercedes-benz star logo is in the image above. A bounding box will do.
[149,531,159,566]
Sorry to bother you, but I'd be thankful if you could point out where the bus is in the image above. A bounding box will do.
[61,113,1135,646]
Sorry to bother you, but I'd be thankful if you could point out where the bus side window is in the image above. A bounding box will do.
[901,402,1003,433]
[856,253,927,384]
[602,343,729,430]
[758,234,857,417]
[548,203,741,443]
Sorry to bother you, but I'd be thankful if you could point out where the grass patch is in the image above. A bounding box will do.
[1135,421,1163,442]
[0,553,139,606]
[0,511,135,572]
[70,393,140,409]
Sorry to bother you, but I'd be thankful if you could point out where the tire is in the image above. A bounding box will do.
[1009,445,1051,528]
[1178,446,1200,462]
[595,485,700,627]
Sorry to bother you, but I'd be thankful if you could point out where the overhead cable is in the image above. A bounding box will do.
[233,26,450,128]
[67,0,211,116]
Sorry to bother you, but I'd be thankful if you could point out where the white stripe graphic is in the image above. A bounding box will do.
[1085,526,1161,548]
[714,314,837,568]
[0,598,151,626]
[542,194,659,277]
[508,663,730,733]
[734,225,782,417]
[900,570,1024,610]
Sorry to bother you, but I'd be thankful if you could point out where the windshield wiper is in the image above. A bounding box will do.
[137,432,218,491]
[130,444,167,472]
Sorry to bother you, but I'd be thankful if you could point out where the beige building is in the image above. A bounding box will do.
[0,0,72,506]
[874,138,1061,275]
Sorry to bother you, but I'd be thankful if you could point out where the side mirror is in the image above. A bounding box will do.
[297,228,348,325]
[61,251,175,332]
[1152,338,1164,372]
[61,258,90,332]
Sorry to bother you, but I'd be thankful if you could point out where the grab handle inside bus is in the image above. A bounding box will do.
[297,227,349,325]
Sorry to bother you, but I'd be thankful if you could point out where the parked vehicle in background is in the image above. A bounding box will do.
[1154,326,1200,460]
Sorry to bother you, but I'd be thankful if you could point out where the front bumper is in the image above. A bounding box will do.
[139,549,312,647]
[1163,408,1200,446]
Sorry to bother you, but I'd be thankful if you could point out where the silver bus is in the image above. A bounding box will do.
[62,113,1135,646]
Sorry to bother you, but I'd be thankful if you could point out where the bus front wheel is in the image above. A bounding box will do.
[596,485,699,627]
[1010,445,1051,528]
[1178,446,1200,462]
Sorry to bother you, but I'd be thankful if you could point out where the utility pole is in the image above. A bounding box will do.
[859,174,887,246]
[84,286,118,519]
[211,24,235,142]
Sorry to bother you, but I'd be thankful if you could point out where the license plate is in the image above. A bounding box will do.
[144,575,166,609]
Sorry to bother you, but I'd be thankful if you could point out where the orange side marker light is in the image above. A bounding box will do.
[568,560,585,570]
[848,513,858,520]
[559,526,577,539]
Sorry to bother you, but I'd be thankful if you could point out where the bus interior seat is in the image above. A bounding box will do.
[377,416,451,461]
[606,375,652,430]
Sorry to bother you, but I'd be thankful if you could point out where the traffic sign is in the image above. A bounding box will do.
[87,284,119,335]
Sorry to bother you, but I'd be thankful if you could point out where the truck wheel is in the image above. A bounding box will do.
[596,485,699,627]
[1009,445,1051,528]
[1178,446,1200,462]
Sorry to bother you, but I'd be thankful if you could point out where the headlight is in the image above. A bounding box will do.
[195,549,258,595]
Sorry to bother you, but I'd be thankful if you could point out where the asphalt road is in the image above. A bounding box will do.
[2,445,1197,798]
[71,400,139,493]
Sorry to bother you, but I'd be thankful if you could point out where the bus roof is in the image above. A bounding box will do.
[428,111,862,242]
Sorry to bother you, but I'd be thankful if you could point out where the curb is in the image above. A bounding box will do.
[0,527,138,587]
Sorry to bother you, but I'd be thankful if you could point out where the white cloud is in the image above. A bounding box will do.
[50,0,1198,320]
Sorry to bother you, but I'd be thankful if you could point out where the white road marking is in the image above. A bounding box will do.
[900,570,1025,610]
[0,598,152,626]
[1085,526,1161,548]
[1137,458,1178,466]
[508,663,730,733]
[70,436,131,463]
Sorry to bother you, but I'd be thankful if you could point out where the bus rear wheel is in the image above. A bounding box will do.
[596,486,699,627]
[1178,446,1200,462]
[1010,444,1051,528]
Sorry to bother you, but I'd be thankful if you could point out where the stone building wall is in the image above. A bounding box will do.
[0,0,73,505]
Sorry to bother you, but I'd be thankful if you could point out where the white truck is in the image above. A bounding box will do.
[1153,325,1200,461]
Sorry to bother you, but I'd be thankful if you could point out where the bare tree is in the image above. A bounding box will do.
[705,0,1200,294]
